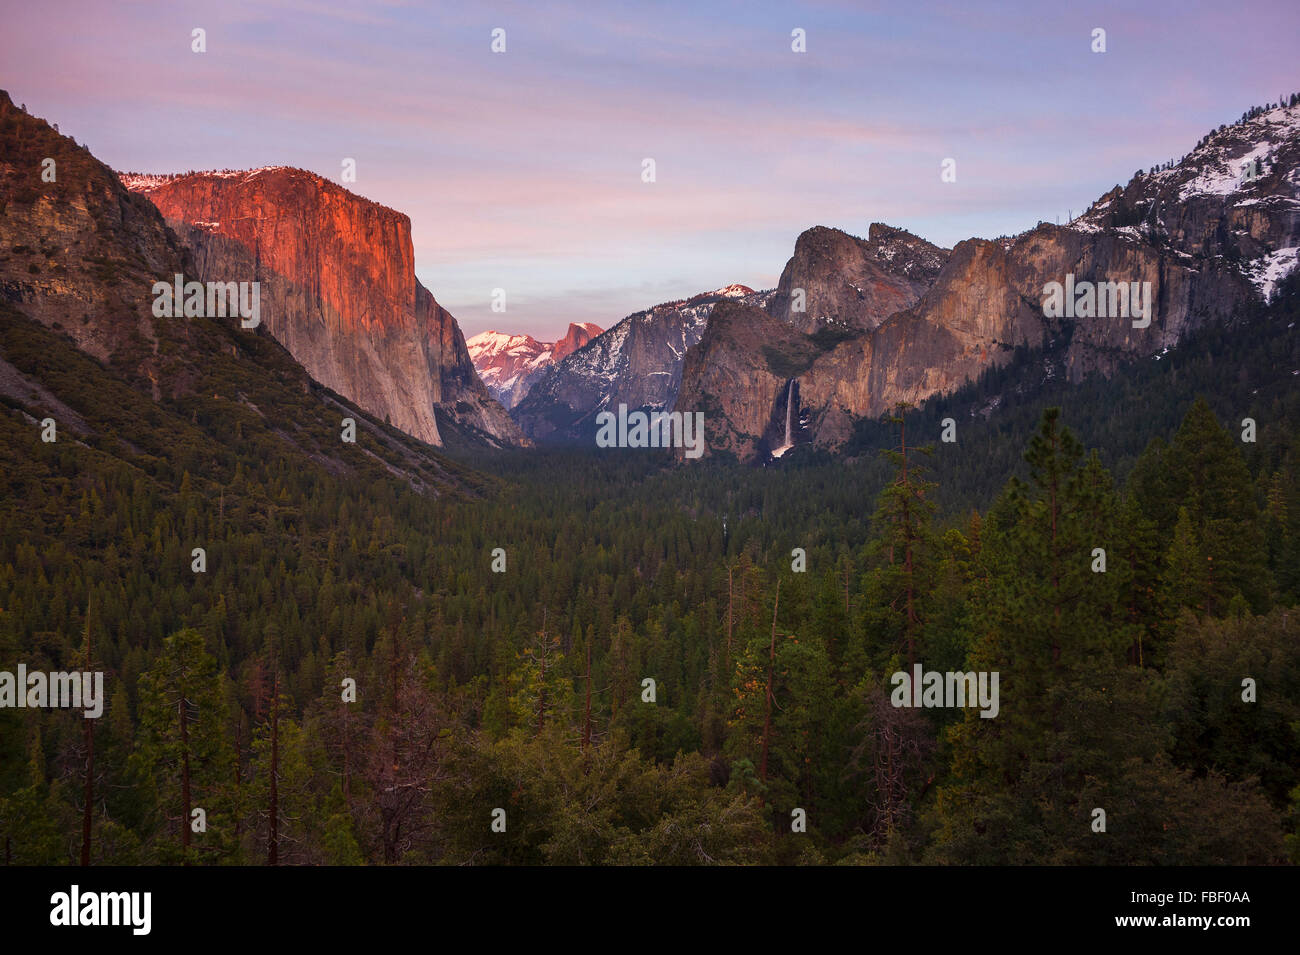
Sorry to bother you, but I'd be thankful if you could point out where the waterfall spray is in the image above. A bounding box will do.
[784,378,795,448]
[773,378,797,458]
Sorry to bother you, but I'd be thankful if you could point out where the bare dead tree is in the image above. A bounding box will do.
[848,688,933,846]
[359,654,452,863]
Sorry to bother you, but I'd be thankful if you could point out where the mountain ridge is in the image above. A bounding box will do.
[118,165,524,448]
[0,89,476,497]
[467,321,603,408]
[673,101,1300,461]
[511,284,770,442]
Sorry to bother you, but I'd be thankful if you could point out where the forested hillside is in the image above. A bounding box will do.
[3,271,1298,864]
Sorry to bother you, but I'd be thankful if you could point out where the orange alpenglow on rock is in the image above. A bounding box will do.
[121,166,523,448]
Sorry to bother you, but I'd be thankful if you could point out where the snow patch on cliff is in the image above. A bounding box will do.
[1245,246,1300,301]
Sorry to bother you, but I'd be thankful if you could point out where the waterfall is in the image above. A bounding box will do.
[773,378,797,458]
[783,378,795,448]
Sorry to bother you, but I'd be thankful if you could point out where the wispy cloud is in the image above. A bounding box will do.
[4,0,1297,337]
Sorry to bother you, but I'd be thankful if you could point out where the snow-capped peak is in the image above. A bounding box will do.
[468,323,605,408]
[466,330,543,361]
[711,284,756,298]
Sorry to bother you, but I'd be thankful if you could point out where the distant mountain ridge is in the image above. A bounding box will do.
[467,322,602,409]
[10,85,1296,464]
[673,99,1300,462]
[511,284,768,442]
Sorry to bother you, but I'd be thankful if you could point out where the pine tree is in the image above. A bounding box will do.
[1115,493,1163,665]
[859,404,938,674]
[1161,507,1207,617]
[134,628,232,864]
[933,410,1138,863]
[1155,398,1272,612]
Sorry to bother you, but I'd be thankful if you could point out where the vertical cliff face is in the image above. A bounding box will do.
[550,322,603,363]
[767,224,950,335]
[675,104,1300,462]
[120,167,523,447]
[678,225,1252,461]
[513,285,769,443]
[674,301,818,459]
[0,91,470,495]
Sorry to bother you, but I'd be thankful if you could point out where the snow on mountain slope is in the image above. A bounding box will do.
[468,322,604,408]
[511,285,771,442]
[1072,101,1300,302]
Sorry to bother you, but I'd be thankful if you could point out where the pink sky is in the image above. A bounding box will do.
[3,0,1297,338]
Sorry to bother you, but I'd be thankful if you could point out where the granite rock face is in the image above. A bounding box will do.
[120,167,522,447]
[551,321,603,364]
[674,104,1300,461]
[767,223,949,335]
[0,90,193,397]
[467,322,602,409]
[513,284,769,443]
[0,90,471,493]
[674,301,817,459]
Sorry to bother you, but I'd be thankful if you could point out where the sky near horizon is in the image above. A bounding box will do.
[3,0,1297,340]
